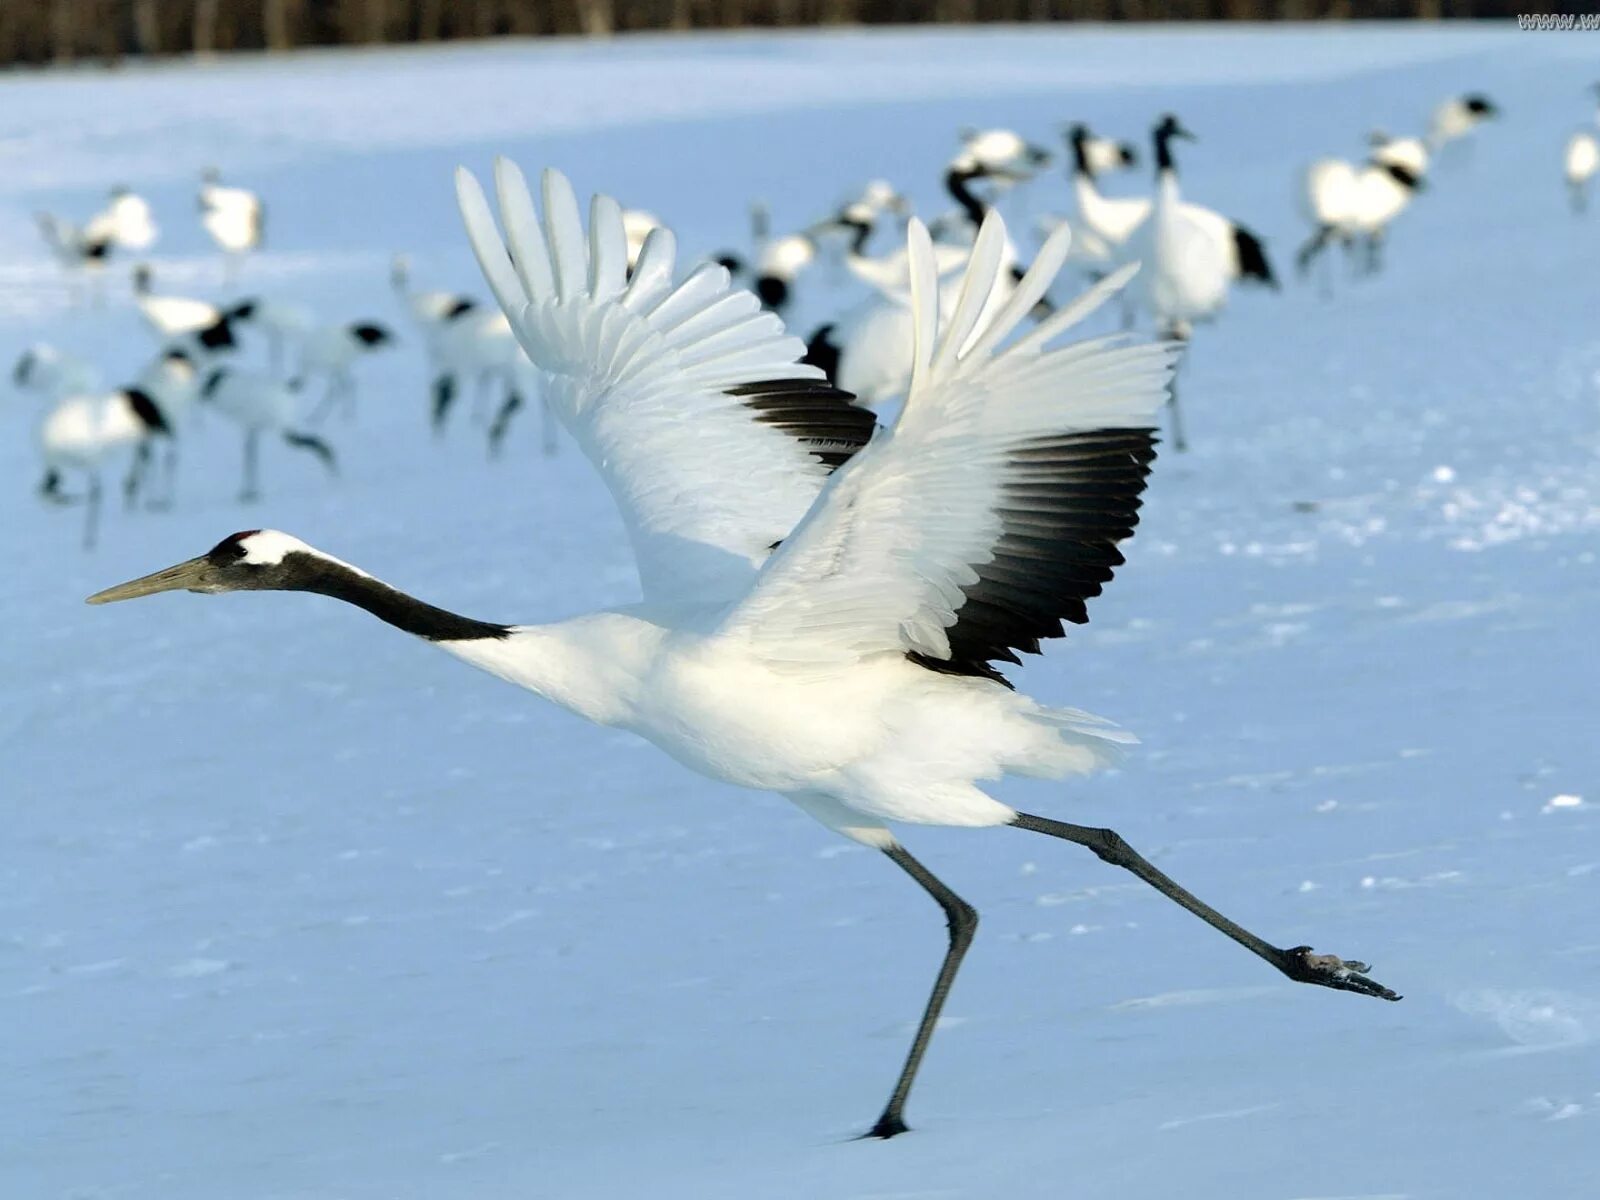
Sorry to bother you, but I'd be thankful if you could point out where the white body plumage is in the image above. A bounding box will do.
[200,174,264,255]
[446,163,1173,843]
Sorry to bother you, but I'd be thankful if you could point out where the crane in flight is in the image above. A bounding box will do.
[89,164,1399,1139]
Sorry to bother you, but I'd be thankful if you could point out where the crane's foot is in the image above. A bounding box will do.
[1279,945,1401,1001]
[859,1112,910,1141]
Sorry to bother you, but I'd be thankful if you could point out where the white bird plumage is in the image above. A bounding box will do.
[21,348,177,546]
[1060,122,1276,298]
[88,164,1399,1139]
[1297,139,1428,283]
[199,169,265,279]
[198,366,337,501]
[1564,87,1600,214]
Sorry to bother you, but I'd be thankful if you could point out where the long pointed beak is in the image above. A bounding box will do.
[86,556,210,605]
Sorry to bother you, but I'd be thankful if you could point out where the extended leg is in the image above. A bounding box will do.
[241,429,261,503]
[1164,330,1190,454]
[83,472,102,550]
[283,429,338,476]
[487,389,523,459]
[123,441,152,509]
[339,372,357,421]
[39,469,69,504]
[1010,811,1399,1001]
[158,441,178,509]
[430,374,456,436]
[1294,225,1331,281]
[866,844,979,1140]
[308,377,339,426]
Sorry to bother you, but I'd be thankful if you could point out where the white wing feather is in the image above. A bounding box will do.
[455,162,875,606]
[718,211,1177,673]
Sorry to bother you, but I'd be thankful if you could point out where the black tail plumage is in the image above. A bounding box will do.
[1232,224,1278,290]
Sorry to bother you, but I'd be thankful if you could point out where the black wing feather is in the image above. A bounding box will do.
[913,427,1157,689]
[728,377,876,472]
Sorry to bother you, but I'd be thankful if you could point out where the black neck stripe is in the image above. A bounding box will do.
[291,554,510,643]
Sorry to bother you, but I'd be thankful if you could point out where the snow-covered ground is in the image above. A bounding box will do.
[4,24,1599,1199]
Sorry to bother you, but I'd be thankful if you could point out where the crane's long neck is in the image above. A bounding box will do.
[1070,129,1095,181]
[281,553,637,727]
[296,560,510,643]
[1154,126,1180,175]
[1153,132,1182,212]
[841,215,873,255]
[943,168,988,228]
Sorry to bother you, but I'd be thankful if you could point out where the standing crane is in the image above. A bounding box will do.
[88,165,1399,1139]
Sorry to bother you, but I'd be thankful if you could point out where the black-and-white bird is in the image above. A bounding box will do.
[89,164,1398,1139]
[99,186,159,252]
[299,321,396,423]
[199,168,265,278]
[1058,121,1274,298]
[1118,115,1244,450]
[806,142,1042,404]
[131,264,236,346]
[1297,139,1427,283]
[197,366,337,501]
[35,211,115,304]
[390,255,515,435]
[1075,125,1138,177]
[125,348,203,507]
[1564,86,1600,214]
[21,349,175,548]
[1427,92,1499,153]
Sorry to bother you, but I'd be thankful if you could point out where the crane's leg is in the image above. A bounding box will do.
[430,374,456,437]
[1293,225,1329,282]
[865,844,979,1141]
[340,372,357,422]
[1163,328,1190,454]
[241,429,261,503]
[123,441,151,509]
[283,429,338,476]
[39,469,68,504]
[488,388,522,460]
[159,441,178,509]
[84,472,102,550]
[308,377,339,426]
[1009,811,1399,1001]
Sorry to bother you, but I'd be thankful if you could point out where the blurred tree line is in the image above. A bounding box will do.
[0,0,1576,65]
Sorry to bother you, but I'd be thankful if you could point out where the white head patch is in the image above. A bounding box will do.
[231,529,372,579]
[238,530,314,565]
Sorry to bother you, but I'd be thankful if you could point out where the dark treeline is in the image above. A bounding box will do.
[0,0,1577,65]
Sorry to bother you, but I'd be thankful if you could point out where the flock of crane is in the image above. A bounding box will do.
[13,84,1599,553]
[44,76,1599,1141]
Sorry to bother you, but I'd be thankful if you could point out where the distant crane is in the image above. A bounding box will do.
[196,366,337,502]
[1121,115,1264,450]
[1565,85,1600,214]
[89,165,1399,1140]
[1297,139,1428,285]
[199,167,265,281]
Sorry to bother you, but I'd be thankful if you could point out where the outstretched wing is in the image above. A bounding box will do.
[455,162,876,605]
[718,212,1177,685]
